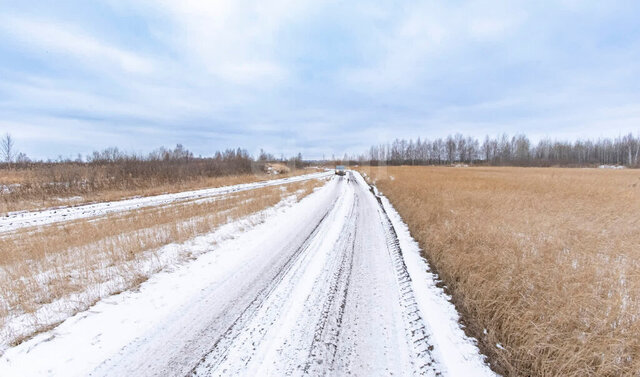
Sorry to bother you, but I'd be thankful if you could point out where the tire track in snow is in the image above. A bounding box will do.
[372,184,442,376]
[192,173,441,376]
[0,173,497,377]
[303,192,358,375]
[187,195,342,376]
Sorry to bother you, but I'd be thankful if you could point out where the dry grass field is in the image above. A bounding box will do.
[361,166,640,376]
[0,165,312,214]
[0,178,323,351]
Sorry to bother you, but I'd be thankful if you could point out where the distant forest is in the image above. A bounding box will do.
[364,133,640,167]
[4,132,640,169]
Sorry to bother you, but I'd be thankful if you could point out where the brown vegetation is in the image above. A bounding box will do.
[0,178,323,350]
[0,162,311,214]
[0,142,313,213]
[361,166,640,376]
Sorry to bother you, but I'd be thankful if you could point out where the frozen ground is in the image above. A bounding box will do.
[0,171,331,234]
[0,172,496,376]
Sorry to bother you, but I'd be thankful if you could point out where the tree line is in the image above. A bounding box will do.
[5,131,640,169]
[1,136,305,169]
[364,133,640,167]
[0,136,309,202]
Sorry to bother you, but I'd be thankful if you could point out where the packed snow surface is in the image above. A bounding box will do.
[0,171,331,234]
[0,172,496,376]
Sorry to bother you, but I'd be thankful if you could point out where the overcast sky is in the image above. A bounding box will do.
[1,1,640,159]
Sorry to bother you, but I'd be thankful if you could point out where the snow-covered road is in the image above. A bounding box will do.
[0,172,496,376]
[0,171,331,234]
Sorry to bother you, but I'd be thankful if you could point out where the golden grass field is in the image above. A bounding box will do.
[0,178,323,349]
[360,166,640,377]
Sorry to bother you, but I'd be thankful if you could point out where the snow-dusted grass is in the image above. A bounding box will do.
[0,178,325,353]
[0,167,322,214]
[361,166,640,377]
[0,171,331,233]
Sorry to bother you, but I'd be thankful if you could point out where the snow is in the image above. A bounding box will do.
[379,189,497,376]
[0,190,310,355]
[193,179,355,376]
[0,184,20,194]
[0,171,498,376]
[55,195,83,202]
[0,179,340,376]
[0,171,331,234]
[598,165,625,169]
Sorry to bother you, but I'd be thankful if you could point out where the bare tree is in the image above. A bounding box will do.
[366,132,640,167]
[15,152,30,163]
[1,133,15,163]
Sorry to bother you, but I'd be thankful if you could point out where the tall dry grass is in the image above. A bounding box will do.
[361,166,640,376]
[0,165,315,214]
[0,178,322,351]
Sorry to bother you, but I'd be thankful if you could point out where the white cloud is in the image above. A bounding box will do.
[341,1,526,91]
[136,0,319,86]
[0,16,155,74]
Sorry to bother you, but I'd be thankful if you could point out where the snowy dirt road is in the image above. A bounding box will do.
[0,171,331,234]
[0,172,496,376]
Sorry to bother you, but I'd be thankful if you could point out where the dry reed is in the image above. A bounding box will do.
[361,166,640,377]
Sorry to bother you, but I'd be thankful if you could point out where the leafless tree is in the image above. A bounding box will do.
[365,132,640,167]
[1,133,16,163]
[15,152,30,163]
